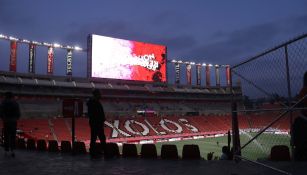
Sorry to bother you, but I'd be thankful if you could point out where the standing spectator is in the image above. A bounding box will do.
[87,89,106,158]
[0,92,20,157]
[220,146,230,160]
[292,71,307,161]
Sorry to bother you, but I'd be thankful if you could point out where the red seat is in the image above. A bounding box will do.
[60,140,72,153]
[161,144,178,160]
[182,144,201,160]
[122,144,138,158]
[270,145,290,161]
[141,144,157,159]
[48,140,59,152]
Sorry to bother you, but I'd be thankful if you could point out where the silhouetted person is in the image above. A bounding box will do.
[292,71,307,161]
[0,92,20,157]
[220,146,229,160]
[87,89,106,158]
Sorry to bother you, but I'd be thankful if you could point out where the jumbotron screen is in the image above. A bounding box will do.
[89,34,167,82]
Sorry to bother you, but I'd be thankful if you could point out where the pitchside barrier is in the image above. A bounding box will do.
[230,33,307,174]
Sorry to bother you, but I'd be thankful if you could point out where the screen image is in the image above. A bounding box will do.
[90,34,167,82]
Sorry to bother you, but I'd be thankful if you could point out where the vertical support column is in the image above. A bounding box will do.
[226,65,231,87]
[284,45,294,159]
[205,65,211,87]
[72,99,78,154]
[215,65,220,87]
[232,102,241,160]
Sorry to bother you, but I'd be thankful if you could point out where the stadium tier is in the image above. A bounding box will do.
[0,70,241,117]
[11,114,291,145]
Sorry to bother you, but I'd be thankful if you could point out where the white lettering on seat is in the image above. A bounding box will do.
[160,119,182,133]
[104,120,131,138]
[125,120,149,136]
[178,118,199,132]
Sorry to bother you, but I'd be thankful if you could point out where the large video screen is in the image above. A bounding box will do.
[89,34,167,82]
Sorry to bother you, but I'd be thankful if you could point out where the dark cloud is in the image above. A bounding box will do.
[65,20,157,47]
[154,35,197,52]
[151,10,190,28]
[180,14,307,65]
[0,1,37,29]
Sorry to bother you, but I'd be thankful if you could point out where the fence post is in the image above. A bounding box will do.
[284,45,294,159]
[230,68,241,160]
[231,102,241,160]
[72,99,78,154]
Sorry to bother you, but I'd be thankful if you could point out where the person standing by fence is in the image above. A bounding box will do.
[0,92,20,157]
[292,71,307,161]
[87,89,106,159]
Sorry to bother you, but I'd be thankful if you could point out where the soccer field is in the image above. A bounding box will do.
[131,133,291,160]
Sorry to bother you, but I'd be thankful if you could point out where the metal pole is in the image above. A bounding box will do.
[284,45,294,159]
[230,68,241,160]
[72,99,78,154]
[232,102,241,160]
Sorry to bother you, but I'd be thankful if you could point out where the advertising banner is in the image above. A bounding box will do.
[66,49,73,76]
[28,44,36,73]
[205,65,210,87]
[196,65,201,86]
[47,47,54,75]
[9,41,17,72]
[186,64,192,85]
[215,65,220,87]
[175,63,180,84]
[226,65,231,86]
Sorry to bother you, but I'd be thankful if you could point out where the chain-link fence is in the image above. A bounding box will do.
[231,33,307,162]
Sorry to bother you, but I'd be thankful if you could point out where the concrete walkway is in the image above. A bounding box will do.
[0,149,306,175]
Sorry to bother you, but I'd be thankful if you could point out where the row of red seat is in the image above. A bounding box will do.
[15,137,203,160]
[0,114,291,143]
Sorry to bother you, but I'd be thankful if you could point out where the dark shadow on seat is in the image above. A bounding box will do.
[104,142,120,159]
[37,139,47,151]
[60,140,72,153]
[73,141,86,154]
[182,144,201,160]
[17,138,26,149]
[26,139,36,150]
[141,144,157,159]
[270,145,290,161]
[161,144,179,160]
[48,140,59,152]
[122,143,138,158]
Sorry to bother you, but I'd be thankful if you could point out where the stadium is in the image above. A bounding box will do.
[0,32,307,174]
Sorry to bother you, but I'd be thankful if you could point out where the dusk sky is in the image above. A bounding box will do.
[0,0,307,80]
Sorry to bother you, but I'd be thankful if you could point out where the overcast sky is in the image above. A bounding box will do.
[0,0,307,80]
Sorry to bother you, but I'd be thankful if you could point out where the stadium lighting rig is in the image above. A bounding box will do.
[170,59,229,67]
[0,33,84,51]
